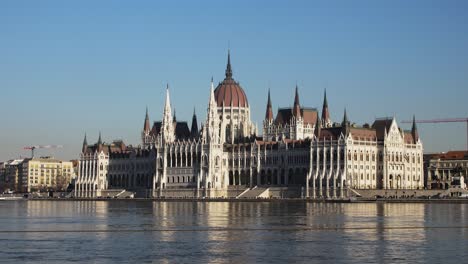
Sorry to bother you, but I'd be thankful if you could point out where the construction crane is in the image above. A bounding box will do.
[23,145,63,158]
[401,118,468,150]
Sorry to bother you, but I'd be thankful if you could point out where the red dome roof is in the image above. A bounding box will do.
[214,79,249,108]
[213,51,249,108]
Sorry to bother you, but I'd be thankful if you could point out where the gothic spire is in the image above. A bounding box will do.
[265,89,273,121]
[314,116,321,138]
[97,131,102,145]
[209,78,216,106]
[162,84,175,143]
[191,107,199,138]
[143,106,151,133]
[293,85,301,118]
[342,108,350,136]
[225,49,233,79]
[342,108,348,126]
[173,108,177,123]
[321,89,331,127]
[82,133,88,153]
[204,79,220,143]
[323,89,328,107]
[163,84,172,118]
[411,114,419,143]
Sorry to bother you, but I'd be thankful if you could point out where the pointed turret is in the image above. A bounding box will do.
[411,115,419,143]
[173,108,177,123]
[97,131,102,145]
[293,85,301,118]
[342,108,350,136]
[97,131,103,152]
[204,79,220,143]
[265,89,274,122]
[143,107,151,134]
[210,78,217,106]
[191,107,199,138]
[162,84,175,143]
[321,89,331,127]
[342,108,348,126]
[225,49,233,79]
[314,116,321,138]
[82,133,88,153]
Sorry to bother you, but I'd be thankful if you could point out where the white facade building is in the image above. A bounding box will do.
[74,52,424,198]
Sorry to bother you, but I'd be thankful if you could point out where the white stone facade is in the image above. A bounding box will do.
[74,53,424,198]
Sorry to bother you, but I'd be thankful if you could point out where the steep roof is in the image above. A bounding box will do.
[372,118,393,140]
[174,122,191,139]
[150,121,162,137]
[318,127,343,140]
[403,132,416,144]
[275,107,318,125]
[149,121,191,140]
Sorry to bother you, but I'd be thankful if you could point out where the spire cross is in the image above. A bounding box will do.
[225,50,233,79]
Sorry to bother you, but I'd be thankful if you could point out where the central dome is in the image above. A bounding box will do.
[214,51,249,108]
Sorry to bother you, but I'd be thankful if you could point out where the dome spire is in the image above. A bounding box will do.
[225,49,233,79]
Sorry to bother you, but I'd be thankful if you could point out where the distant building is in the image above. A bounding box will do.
[21,157,74,192]
[0,159,25,192]
[0,157,78,193]
[424,151,468,189]
[75,51,424,198]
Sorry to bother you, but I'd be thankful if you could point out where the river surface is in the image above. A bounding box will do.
[0,201,467,263]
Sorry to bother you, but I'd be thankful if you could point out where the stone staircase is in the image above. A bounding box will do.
[348,188,362,197]
[100,189,135,198]
[114,190,135,198]
[237,186,269,198]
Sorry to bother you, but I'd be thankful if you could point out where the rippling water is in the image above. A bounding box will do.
[0,201,467,263]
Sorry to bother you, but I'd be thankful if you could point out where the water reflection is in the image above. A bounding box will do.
[0,201,467,263]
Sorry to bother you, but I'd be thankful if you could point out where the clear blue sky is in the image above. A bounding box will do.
[1,0,467,161]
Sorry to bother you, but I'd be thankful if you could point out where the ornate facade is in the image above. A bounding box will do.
[424,151,468,190]
[74,52,424,198]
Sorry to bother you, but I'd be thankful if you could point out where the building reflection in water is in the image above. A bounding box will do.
[150,201,234,264]
[1,201,467,263]
[13,200,110,258]
[339,203,426,263]
[22,200,108,232]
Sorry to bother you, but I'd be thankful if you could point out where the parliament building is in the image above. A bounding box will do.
[74,52,424,198]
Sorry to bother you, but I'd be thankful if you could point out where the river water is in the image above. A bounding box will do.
[0,200,466,263]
